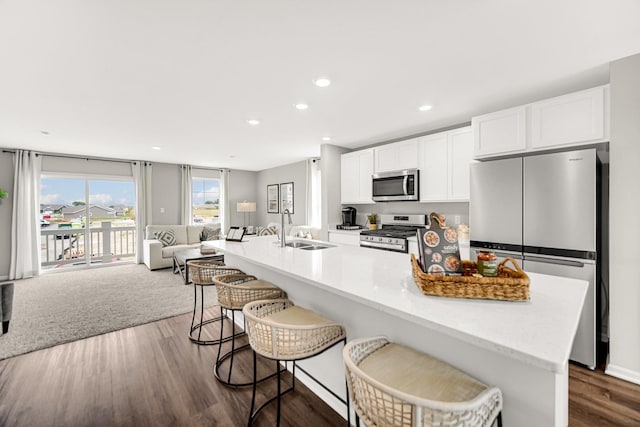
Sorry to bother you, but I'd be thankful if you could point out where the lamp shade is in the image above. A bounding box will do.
[237,201,256,213]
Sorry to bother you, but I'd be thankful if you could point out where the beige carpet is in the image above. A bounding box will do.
[0,263,217,360]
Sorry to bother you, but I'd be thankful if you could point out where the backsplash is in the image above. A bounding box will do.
[345,201,469,227]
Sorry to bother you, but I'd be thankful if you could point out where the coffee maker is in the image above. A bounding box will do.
[338,207,359,229]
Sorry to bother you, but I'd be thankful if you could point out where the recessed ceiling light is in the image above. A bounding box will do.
[151,146,161,150]
[40,130,50,135]
[419,105,433,112]
[295,103,309,110]
[229,155,236,158]
[313,77,331,87]
[322,136,332,141]
[247,119,260,126]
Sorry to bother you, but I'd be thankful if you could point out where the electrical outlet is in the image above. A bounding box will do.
[454,215,461,225]
[160,207,165,214]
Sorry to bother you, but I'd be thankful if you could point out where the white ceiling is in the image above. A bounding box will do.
[1,1,639,171]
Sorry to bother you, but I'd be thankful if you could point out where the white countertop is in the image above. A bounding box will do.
[208,236,587,374]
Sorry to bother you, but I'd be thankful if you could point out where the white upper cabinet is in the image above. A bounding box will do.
[472,106,527,158]
[448,127,474,200]
[341,149,374,204]
[418,126,473,202]
[529,86,607,149]
[418,133,448,201]
[472,85,609,159]
[374,139,418,173]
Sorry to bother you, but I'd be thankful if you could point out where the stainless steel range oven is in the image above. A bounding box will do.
[360,214,426,253]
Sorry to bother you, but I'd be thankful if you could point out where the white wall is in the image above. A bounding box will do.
[607,53,640,384]
[256,160,307,227]
[0,150,14,280]
[321,144,349,241]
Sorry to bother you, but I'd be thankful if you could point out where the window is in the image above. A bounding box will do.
[40,175,136,270]
[192,177,220,224]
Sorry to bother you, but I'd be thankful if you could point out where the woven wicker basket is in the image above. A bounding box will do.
[410,254,530,301]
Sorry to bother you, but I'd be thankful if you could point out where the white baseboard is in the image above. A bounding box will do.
[0,275,8,282]
[605,363,640,385]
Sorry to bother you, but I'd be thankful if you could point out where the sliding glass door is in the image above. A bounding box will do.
[40,175,136,270]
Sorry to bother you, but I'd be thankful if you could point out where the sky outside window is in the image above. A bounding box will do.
[41,178,135,207]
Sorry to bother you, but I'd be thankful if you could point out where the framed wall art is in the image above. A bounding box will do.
[267,184,279,213]
[280,182,294,214]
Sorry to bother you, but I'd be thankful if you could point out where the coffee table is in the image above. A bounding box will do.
[173,248,224,285]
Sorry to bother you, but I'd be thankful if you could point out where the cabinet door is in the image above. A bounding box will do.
[448,127,473,200]
[374,145,397,173]
[328,231,360,246]
[418,134,448,202]
[472,106,526,157]
[340,152,358,203]
[357,149,374,203]
[395,139,418,170]
[530,86,606,149]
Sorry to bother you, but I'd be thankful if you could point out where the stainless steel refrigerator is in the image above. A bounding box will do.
[470,148,602,369]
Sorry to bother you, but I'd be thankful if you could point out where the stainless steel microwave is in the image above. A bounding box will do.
[371,169,420,202]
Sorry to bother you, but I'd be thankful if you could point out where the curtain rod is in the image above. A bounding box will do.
[2,149,144,165]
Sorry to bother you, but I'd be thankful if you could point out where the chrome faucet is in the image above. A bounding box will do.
[280,208,292,247]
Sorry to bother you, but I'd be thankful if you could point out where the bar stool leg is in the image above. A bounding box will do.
[276,359,282,426]
[497,412,503,427]
[248,350,258,427]
[215,306,225,364]
[227,310,237,384]
[198,286,205,342]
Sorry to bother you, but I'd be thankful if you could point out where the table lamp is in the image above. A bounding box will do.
[237,201,256,230]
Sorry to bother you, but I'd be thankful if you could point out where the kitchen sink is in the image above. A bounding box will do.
[284,241,313,248]
[298,243,335,250]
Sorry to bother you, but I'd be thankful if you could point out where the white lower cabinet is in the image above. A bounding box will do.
[341,149,374,204]
[328,231,360,246]
[419,126,473,202]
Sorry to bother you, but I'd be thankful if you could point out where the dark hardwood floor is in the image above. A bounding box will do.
[1,308,639,426]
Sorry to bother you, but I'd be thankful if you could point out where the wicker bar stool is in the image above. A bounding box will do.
[187,260,245,345]
[212,273,287,388]
[243,298,350,426]
[343,336,503,427]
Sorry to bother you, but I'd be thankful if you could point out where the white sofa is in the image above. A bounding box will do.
[143,224,220,270]
[260,223,320,240]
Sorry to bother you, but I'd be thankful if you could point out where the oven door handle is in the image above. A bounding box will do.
[403,175,408,195]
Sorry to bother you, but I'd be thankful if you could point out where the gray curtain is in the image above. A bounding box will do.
[132,161,152,264]
[9,150,42,279]
[220,169,230,234]
[180,164,192,225]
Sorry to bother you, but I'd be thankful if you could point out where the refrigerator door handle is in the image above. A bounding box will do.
[494,251,523,260]
[525,255,585,268]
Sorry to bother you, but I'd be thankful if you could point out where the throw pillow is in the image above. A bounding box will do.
[202,226,221,241]
[154,229,176,247]
[257,226,277,236]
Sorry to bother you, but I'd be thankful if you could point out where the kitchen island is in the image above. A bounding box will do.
[207,236,587,426]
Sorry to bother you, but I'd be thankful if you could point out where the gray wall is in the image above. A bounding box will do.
[0,150,15,280]
[608,53,640,380]
[150,162,181,225]
[228,169,258,228]
[256,160,307,227]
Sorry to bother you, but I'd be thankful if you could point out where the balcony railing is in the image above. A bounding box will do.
[41,221,136,268]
